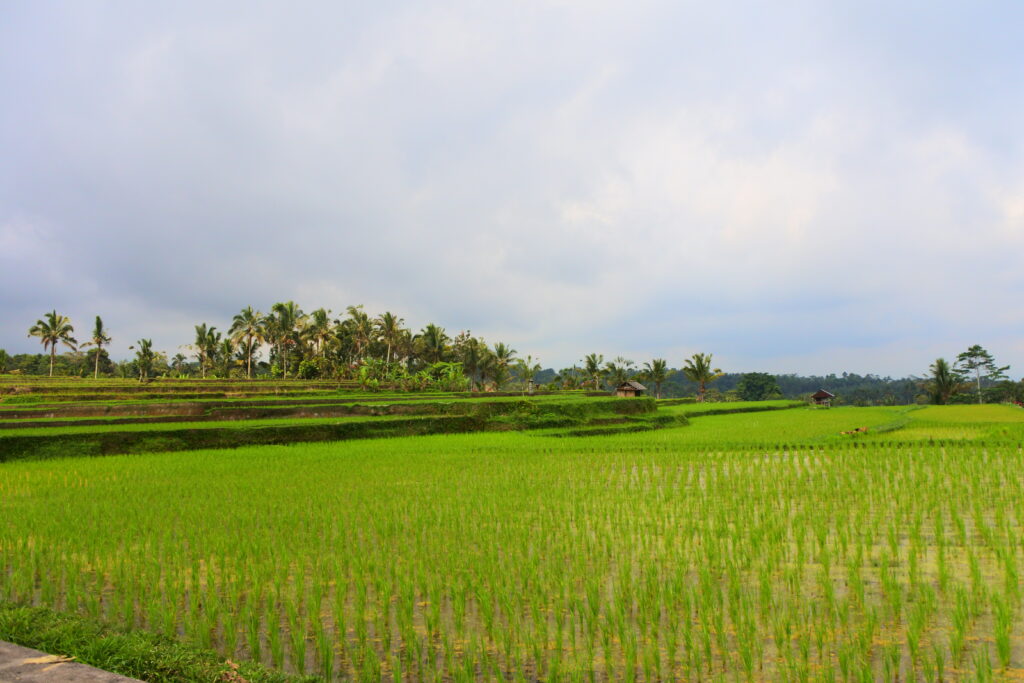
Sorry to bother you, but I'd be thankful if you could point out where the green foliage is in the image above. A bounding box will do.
[955,344,1010,404]
[132,339,158,382]
[736,371,782,401]
[0,602,312,682]
[27,310,77,377]
[296,359,318,380]
[927,357,966,404]
[682,352,722,402]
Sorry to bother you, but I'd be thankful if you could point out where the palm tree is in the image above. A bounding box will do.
[642,358,670,399]
[216,337,236,377]
[583,353,604,391]
[131,339,156,382]
[484,342,516,390]
[343,305,374,362]
[192,324,220,379]
[603,356,635,388]
[303,308,332,359]
[28,310,77,377]
[554,366,583,390]
[515,355,542,394]
[456,336,486,391]
[171,353,189,377]
[682,352,723,403]
[417,324,450,364]
[927,358,965,405]
[229,306,263,379]
[270,301,302,377]
[80,316,112,379]
[376,312,404,366]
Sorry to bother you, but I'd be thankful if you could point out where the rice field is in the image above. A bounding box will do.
[3,402,1024,681]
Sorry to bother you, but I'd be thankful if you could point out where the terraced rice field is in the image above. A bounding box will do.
[2,379,1024,680]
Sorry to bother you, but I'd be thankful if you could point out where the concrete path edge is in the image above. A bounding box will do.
[0,640,144,682]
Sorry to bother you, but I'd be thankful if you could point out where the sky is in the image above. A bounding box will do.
[2,1,1023,377]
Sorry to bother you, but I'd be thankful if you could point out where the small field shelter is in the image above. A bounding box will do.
[812,389,835,407]
[616,380,647,398]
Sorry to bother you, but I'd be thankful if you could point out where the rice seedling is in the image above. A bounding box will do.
[2,404,1024,679]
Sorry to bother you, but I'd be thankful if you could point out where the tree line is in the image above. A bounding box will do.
[7,310,1022,404]
[925,345,1019,405]
[15,306,537,391]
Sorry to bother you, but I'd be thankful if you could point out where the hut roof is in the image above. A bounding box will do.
[811,389,835,399]
[618,380,648,391]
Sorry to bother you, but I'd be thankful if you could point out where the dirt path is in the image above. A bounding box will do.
[0,641,143,682]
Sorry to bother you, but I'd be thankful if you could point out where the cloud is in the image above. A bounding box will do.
[2,1,1023,377]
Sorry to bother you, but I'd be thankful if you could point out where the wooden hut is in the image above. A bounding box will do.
[811,389,835,407]
[616,380,647,398]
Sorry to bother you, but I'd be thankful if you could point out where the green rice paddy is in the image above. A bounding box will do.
[2,380,1024,680]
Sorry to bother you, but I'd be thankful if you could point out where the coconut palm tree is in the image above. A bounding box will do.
[302,308,332,359]
[603,356,635,388]
[28,310,77,377]
[341,305,373,363]
[131,339,156,382]
[455,335,486,391]
[583,353,604,391]
[484,342,516,390]
[215,337,236,377]
[927,358,965,405]
[80,316,112,379]
[192,324,220,379]
[642,358,670,398]
[682,352,723,403]
[515,355,542,394]
[229,306,263,379]
[171,353,189,377]
[270,301,302,377]
[417,324,450,364]
[376,312,404,366]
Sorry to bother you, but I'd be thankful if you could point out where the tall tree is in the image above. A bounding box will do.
[28,310,77,377]
[478,342,515,390]
[80,316,112,379]
[215,337,236,378]
[376,312,404,366]
[229,306,263,379]
[452,333,485,391]
[344,305,373,362]
[515,355,542,393]
[170,353,189,377]
[131,339,156,382]
[270,301,302,377]
[583,353,604,391]
[417,324,450,364]
[192,324,220,379]
[928,357,966,405]
[303,308,332,359]
[642,358,670,399]
[736,372,781,401]
[955,344,1009,404]
[682,352,723,402]
[603,356,635,388]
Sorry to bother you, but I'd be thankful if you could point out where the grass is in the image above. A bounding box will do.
[0,602,314,682]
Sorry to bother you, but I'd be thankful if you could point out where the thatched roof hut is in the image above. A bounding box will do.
[616,380,647,398]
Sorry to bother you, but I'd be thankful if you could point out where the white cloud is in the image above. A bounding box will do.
[1,2,1023,375]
